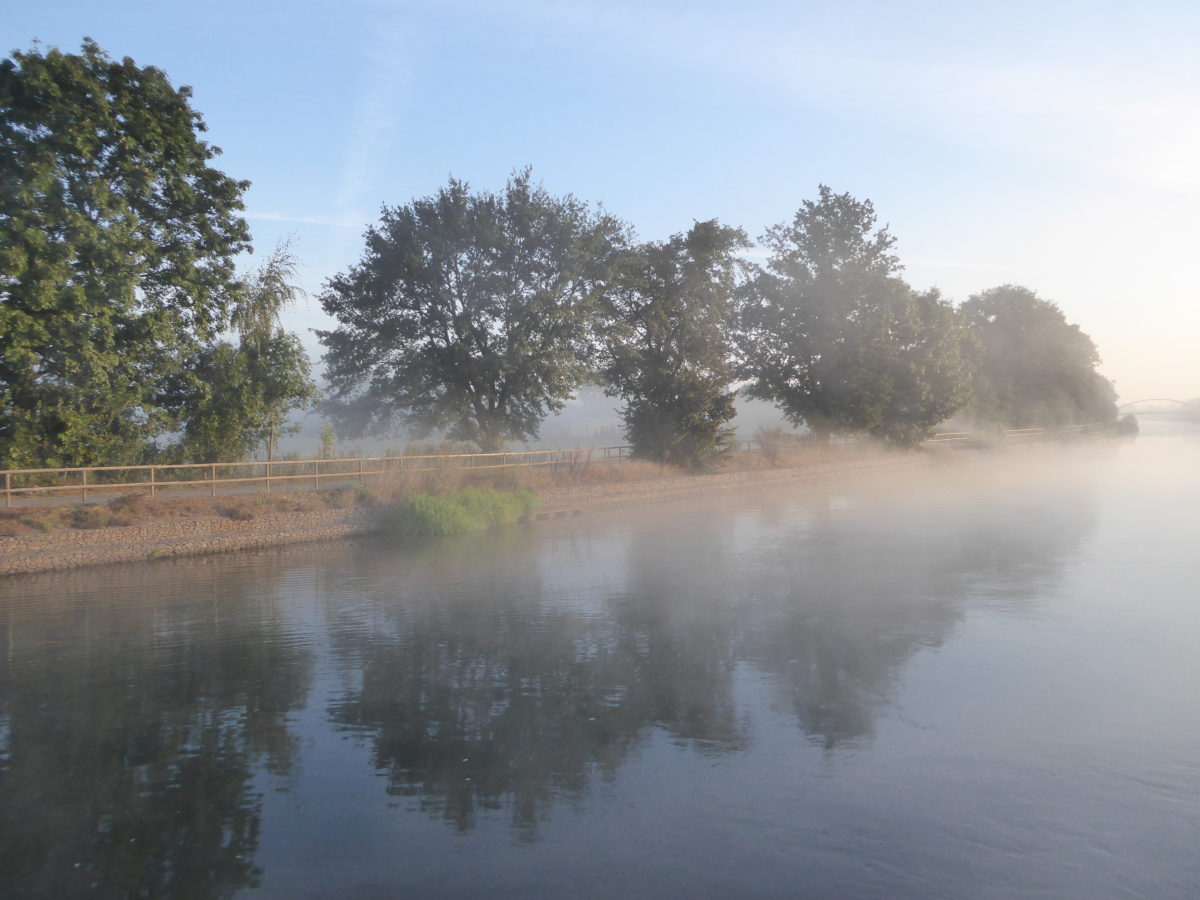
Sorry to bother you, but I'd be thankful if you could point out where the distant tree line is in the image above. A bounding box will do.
[1,41,1118,471]
[318,174,1117,466]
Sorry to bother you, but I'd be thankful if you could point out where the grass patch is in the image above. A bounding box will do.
[381,488,537,537]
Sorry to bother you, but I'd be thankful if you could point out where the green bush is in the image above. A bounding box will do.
[383,489,536,537]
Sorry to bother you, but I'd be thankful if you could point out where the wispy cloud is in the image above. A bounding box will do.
[247,211,364,228]
[336,14,410,218]
[458,0,1200,193]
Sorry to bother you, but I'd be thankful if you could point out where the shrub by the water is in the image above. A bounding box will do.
[1115,414,1139,435]
[383,489,537,536]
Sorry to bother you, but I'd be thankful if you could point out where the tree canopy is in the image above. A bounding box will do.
[856,287,976,445]
[318,170,629,452]
[170,243,319,462]
[0,39,1123,469]
[602,220,748,467]
[0,39,251,467]
[737,186,972,445]
[961,284,1117,427]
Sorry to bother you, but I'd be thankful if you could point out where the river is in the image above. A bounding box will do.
[2,422,1198,898]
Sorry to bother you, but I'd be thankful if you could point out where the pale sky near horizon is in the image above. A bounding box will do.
[5,0,1199,403]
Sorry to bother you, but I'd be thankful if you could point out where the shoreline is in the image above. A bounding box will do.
[0,452,929,577]
[534,452,928,512]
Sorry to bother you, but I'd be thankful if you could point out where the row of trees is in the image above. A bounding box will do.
[1,41,1118,471]
[318,175,1117,466]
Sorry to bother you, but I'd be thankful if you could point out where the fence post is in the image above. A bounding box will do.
[266,460,271,495]
[358,457,364,487]
[315,459,320,492]
[82,469,88,505]
[150,467,156,498]
[210,464,216,498]
[3,471,9,508]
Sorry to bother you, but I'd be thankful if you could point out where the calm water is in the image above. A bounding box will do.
[2,424,1199,898]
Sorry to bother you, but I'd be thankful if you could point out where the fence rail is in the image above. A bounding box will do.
[1,445,632,508]
[927,423,1104,444]
[0,423,1116,508]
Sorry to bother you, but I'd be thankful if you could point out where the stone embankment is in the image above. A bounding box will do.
[0,452,928,577]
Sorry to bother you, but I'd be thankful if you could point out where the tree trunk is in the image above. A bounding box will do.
[476,432,505,453]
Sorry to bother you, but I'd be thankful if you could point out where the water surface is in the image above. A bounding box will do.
[2,425,1198,897]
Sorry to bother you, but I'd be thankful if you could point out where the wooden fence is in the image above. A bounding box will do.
[0,423,1115,508]
[1,445,631,508]
[927,424,1104,444]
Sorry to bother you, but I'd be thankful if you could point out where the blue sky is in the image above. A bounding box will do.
[6,0,1200,402]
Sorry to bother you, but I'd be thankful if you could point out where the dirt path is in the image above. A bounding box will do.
[537,452,927,513]
[0,452,929,578]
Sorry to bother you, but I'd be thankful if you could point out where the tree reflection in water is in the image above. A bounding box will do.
[324,464,1095,832]
[738,473,1096,750]
[0,558,313,899]
[325,525,746,839]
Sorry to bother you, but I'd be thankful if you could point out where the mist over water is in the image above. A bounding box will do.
[2,423,1199,897]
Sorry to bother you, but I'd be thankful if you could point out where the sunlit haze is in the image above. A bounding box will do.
[6,0,1198,403]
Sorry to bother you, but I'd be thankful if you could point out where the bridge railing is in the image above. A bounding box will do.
[0,445,632,508]
[1116,398,1194,413]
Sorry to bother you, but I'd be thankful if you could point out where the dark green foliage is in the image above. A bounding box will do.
[318,170,629,452]
[383,489,537,536]
[603,220,748,467]
[857,288,977,446]
[961,285,1117,427]
[0,39,251,467]
[171,243,319,462]
[318,422,337,459]
[173,331,317,463]
[738,186,972,446]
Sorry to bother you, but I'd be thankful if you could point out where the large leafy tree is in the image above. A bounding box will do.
[602,220,749,467]
[318,170,628,452]
[171,242,319,463]
[738,186,972,445]
[852,287,976,446]
[0,39,251,467]
[961,284,1117,427]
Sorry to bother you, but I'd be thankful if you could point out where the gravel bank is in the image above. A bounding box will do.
[0,452,928,577]
[0,507,380,577]
[537,452,929,512]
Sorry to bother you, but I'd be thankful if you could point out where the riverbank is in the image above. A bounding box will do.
[0,506,379,577]
[0,450,930,576]
[535,451,929,512]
